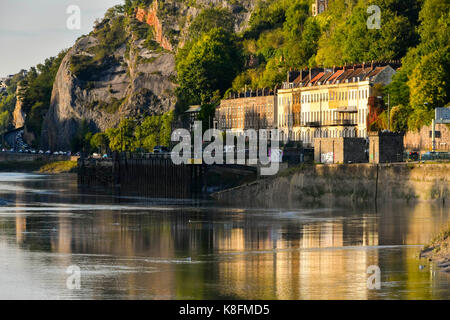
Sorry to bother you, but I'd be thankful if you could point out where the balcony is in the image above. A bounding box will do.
[329,119,356,126]
[304,121,321,127]
[337,106,357,113]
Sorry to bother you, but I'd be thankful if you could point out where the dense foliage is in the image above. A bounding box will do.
[176,27,243,105]
[3,0,448,149]
[106,112,174,152]
[198,0,447,132]
[15,51,67,146]
[385,0,449,131]
[0,72,25,133]
[70,112,174,153]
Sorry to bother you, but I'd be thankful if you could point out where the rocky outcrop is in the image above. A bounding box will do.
[420,225,450,272]
[41,26,177,150]
[12,85,25,128]
[136,2,173,51]
[41,0,257,150]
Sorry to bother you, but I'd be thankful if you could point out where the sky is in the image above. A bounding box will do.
[0,0,124,78]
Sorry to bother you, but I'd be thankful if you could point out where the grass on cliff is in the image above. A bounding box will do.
[425,225,450,250]
[39,161,78,174]
[422,224,450,264]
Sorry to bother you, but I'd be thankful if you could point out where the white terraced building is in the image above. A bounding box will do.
[277,62,398,146]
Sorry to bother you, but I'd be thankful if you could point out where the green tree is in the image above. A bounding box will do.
[315,0,418,66]
[17,50,67,146]
[106,118,137,152]
[0,111,11,134]
[188,8,235,40]
[389,104,412,132]
[176,28,243,104]
[284,18,321,68]
[90,132,110,154]
[408,47,450,130]
[198,103,216,131]
[70,119,93,153]
[137,115,161,151]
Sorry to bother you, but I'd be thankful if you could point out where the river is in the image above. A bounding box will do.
[0,172,448,299]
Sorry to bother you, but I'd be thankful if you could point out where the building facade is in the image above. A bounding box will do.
[215,89,277,135]
[314,137,367,164]
[185,105,201,131]
[369,132,404,163]
[312,0,329,16]
[277,63,398,146]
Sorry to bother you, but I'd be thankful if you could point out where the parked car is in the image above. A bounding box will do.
[153,146,169,153]
[408,151,419,161]
[45,150,51,154]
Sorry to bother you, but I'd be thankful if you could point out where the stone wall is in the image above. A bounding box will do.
[212,163,449,207]
[0,153,69,162]
[404,123,450,151]
[216,94,277,131]
[369,132,404,163]
[12,85,25,128]
[314,138,367,164]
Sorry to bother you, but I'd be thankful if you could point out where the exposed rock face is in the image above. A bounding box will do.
[12,86,25,128]
[41,0,257,150]
[41,29,177,150]
[136,2,173,51]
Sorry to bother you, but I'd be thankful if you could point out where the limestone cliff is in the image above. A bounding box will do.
[136,3,173,51]
[41,15,177,150]
[41,0,256,150]
[12,85,25,128]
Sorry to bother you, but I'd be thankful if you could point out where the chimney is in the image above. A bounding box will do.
[287,69,300,83]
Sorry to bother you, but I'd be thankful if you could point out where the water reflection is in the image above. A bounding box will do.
[0,173,448,299]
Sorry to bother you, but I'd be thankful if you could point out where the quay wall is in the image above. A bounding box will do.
[0,152,70,162]
[212,163,449,207]
[78,157,205,199]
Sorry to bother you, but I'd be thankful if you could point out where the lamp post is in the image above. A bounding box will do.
[387,94,390,131]
[426,102,436,152]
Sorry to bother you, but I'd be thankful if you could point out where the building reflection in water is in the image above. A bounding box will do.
[3,174,449,299]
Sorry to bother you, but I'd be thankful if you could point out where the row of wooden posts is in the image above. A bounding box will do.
[78,154,206,199]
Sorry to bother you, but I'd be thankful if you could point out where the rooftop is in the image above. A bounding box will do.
[283,61,401,89]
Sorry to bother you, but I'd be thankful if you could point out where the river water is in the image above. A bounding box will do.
[0,172,448,300]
